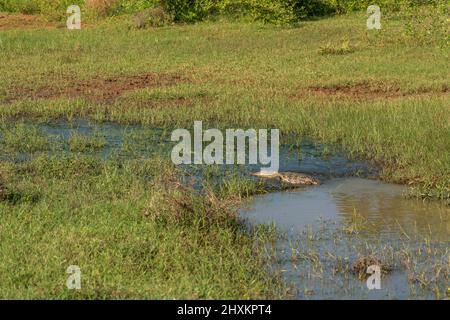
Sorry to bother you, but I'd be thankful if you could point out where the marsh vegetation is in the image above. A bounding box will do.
[0,2,448,299]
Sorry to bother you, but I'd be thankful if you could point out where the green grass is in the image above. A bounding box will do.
[0,123,50,153]
[0,8,448,298]
[68,131,107,152]
[0,10,448,199]
[0,155,287,299]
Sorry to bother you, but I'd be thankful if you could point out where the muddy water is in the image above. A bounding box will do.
[240,178,449,299]
[241,178,449,239]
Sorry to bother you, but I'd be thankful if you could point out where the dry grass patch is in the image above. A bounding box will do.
[0,12,56,30]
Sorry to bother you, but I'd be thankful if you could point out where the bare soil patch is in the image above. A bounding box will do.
[8,73,187,103]
[298,81,449,100]
[0,13,57,30]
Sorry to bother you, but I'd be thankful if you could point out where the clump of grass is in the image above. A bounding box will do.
[142,174,239,227]
[351,255,386,279]
[251,223,278,243]
[212,169,272,200]
[342,210,377,235]
[16,153,103,179]
[318,39,358,55]
[68,132,107,152]
[0,123,50,153]
[2,181,42,205]
[407,182,450,205]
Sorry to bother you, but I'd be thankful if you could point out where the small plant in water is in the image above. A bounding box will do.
[351,255,382,279]
[68,132,107,152]
[342,209,374,234]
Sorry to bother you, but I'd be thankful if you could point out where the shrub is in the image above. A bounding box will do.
[318,38,357,55]
[0,0,446,24]
[0,0,81,21]
[245,0,296,24]
[110,0,158,14]
[401,1,449,46]
[131,6,173,28]
[329,0,439,13]
[287,0,336,18]
[160,0,219,22]
[84,0,115,17]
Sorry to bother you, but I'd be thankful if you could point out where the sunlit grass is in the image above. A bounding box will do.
[0,11,448,199]
[0,154,287,299]
[0,8,448,299]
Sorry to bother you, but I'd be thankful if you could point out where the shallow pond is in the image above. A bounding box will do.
[240,178,449,299]
[0,119,374,179]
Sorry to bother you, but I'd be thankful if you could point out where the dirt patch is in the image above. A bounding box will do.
[310,82,403,98]
[0,13,57,30]
[8,73,188,104]
[298,81,449,100]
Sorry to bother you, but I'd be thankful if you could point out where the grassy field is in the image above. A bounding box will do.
[0,7,448,298]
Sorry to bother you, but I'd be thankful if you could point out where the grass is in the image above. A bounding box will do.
[318,38,358,55]
[0,10,448,199]
[0,123,50,153]
[0,8,448,298]
[68,131,107,152]
[0,154,287,299]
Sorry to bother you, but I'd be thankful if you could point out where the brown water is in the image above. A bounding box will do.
[240,178,449,299]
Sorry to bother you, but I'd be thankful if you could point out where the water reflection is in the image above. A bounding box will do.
[240,178,449,240]
[240,178,449,299]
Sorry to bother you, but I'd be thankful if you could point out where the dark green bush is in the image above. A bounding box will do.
[0,0,79,15]
[288,0,336,18]
[331,0,440,13]
[160,0,219,22]
[109,0,158,15]
[0,0,446,24]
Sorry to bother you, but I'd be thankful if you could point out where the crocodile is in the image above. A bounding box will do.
[251,171,320,186]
